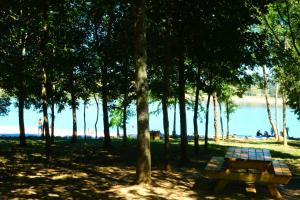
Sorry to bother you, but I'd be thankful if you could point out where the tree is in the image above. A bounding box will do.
[134,0,151,184]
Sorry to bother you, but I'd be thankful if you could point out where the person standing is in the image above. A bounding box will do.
[38,118,43,136]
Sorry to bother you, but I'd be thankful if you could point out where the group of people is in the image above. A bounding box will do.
[256,127,290,138]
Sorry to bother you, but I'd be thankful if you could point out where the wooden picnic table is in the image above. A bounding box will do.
[204,146,292,198]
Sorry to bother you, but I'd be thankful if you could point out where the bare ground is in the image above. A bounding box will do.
[0,138,299,199]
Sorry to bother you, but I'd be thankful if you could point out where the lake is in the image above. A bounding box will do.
[0,99,299,138]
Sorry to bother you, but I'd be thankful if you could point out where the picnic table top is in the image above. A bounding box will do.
[225,146,272,162]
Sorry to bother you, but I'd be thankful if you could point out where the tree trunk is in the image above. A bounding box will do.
[275,82,279,140]
[102,88,110,147]
[262,65,278,140]
[172,98,177,137]
[213,92,219,143]
[50,101,55,144]
[282,86,288,146]
[193,67,200,155]
[71,93,77,143]
[117,126,120,137]
[219,103,224,141]
[226,101,230,139]
[204,94,211,150]
[41,0,50,159]
[84,100,87,142]
[94,94,99,139]
[123,100,128,144]
[18,94,26,147]
[134,0,151,184]
[178,46,188,162]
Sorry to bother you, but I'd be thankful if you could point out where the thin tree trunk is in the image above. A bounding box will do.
[178,42,188,162]
[262,65,278,140]
[226,101,230,139]
[213,92,219,143]
[94,94,99,139]
[204,94,211,150]
[193,67,200,155]
[134,0,151,184]
[162,11,171,170]
[101,72,111,147]
[18,94,26,147]
[41,0,50,159]
[50,101,55,144]
[84,100,87,142]
[71,93,77,143]
[219,103,224,141]
[282,86,288,146]
[275,82,279,140]
[123,100,127,144]
[172,98,177,137]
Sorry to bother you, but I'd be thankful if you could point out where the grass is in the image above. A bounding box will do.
[0,137,299,199]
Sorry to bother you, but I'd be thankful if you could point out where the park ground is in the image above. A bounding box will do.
[0,137,299,199]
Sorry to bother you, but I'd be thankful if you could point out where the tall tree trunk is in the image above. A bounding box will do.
[102,87,110,147]
[282,86,288,146]
[122,57,129,145]
[94,94,99,139]
[134,0,151,184]
[123,100,128,144]
[275,82,279,140]
[71,92,77,143]
[41,0,50,159]
[18,94,26,147]
[172,98,177,137]
[193,66,200,155]
[117,126,120,137]
[262,65,278,140]
[219,103,224,141]
[50,101,55,144]
[226,101,230,139]
[213,92,219,143]
[162,11,171,170]
[84,99,87,142]
[178,44,187,162]
[204,94,211,150]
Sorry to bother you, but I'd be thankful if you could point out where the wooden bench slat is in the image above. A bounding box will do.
[272,160,292,177]
[205,156,225,172]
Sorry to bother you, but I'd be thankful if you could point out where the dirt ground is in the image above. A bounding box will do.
[0,138,299,199]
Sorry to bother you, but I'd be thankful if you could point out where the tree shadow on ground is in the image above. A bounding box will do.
[0,138,300,199]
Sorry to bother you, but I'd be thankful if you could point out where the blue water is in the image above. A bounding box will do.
[0,100,299,138]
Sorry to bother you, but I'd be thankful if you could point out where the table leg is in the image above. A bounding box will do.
[214,180,228,193]
[267,184,282,199]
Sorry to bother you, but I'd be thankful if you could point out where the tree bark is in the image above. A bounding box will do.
[172,98,177,137]
[101,63,110,146]
[226,101,230,139]
[275,82,279,140]
[134,0,151,184]
[71,92,77,143]
[204,94,211,150]
[123,100,128,144]
[193,67,200,155]
[213,92,219,143]
[84,100,87,142]
[18,94,26,147]
[178,44,188,162]
[219,103,224,141]
[50,101,55,144]
[94,94,99,139]
[40,0,50,159]
[262,65,278,140]
[282,86,288,146]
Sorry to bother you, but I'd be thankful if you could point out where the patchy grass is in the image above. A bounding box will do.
[0,137,299,199]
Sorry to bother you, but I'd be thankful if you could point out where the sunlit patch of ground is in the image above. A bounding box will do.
[0,138,299,199]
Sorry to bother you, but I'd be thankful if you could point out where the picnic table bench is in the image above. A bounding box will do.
[204,147,292,198]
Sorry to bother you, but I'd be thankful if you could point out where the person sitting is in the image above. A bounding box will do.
[264,131,269,137]
[256,130,262,137]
